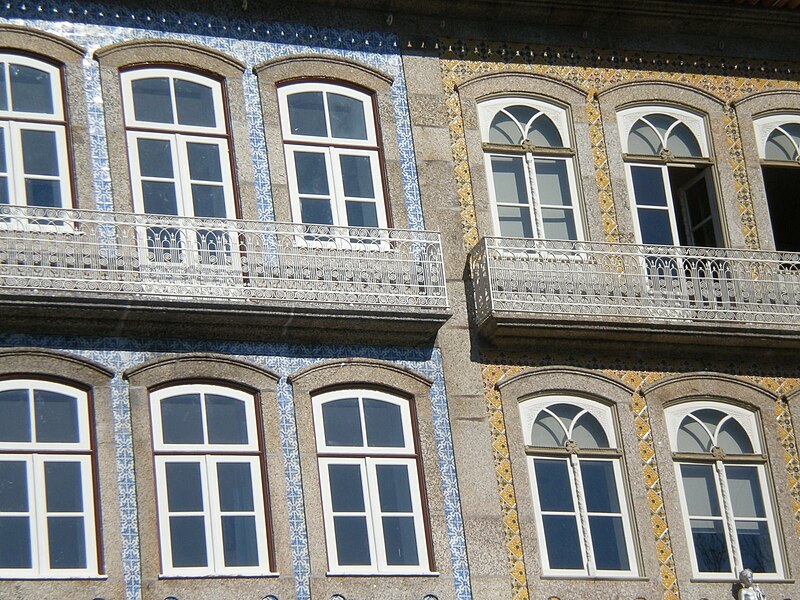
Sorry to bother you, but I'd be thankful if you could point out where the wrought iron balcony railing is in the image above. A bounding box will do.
[0,206,448,311]
[470,236,800,332]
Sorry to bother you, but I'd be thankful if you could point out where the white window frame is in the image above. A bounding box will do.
[0,380,99,579]
[150,384,273,577]
[477,97,585,241]
[313,389,432,575]
[519,394,638,579]
[665,401,785,581]
[753,113,800,161]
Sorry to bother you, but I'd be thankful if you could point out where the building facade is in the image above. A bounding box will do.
[0,1,798,599]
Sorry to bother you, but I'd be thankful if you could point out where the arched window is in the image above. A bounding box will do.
[753,115,800,252]
[150,384,272,576]
[120,68,236,266]
[618,106,722,248]
[519,395,637,577]
[0,379,98,577]
[0,54,71,213]
[312,389,430,574]
[278,82,387,231]
[478,98,583,240]
[666,401,783,579]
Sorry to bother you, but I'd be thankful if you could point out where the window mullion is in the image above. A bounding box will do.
[31,454,47,575]
[570,454,594,576]
[524,152,544,239]
[364,457,385,571]
[715,459,741,574]
[205,455,223,574]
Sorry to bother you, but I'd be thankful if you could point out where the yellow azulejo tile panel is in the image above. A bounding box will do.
[439,41,800,251]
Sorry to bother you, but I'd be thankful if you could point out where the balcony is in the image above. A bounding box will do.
[0,206,449,345]
[470,237,800,352]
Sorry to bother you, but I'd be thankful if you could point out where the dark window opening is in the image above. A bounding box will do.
[762,166,800,252]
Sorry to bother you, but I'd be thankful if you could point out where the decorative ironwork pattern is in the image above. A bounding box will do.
[0,206,447,310]
[471,237,800,327]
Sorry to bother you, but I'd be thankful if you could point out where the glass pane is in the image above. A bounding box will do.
[174,79,216,128]
[186,142,223,183]
[505,105,538,127]
[165,462,204,512]
[718,420,754,455]
[340,154,375,199]
[681,464,721,517]
[206,394,248,445]
[648,114,677,137]
[131,77,173,124]
[191,184,226,218]
[137,138,173,178]
[726,466,765,518]
[694,408,724,430]
[322,399,362,447]
[0,516,31,568]
[10,64,53,114]
[0,128,7,171]
[589,515,629,571]
[629,120,662,155]
[287,91,327,137]
[328,463,365,512]
[677,416,713,453]
[551,403,581,425]
[294,151,329,195]
[300,198,334,225]
[364,399,404,448]
[0,66,7,111]
[0,389,31,442]
[497,205,534,238]
[376,464,413,512]
[0,177,7,206]
[217,462,254,512]
[0,461,27,511]
[765,129,796,161]
[333,516,371,565]
[638,209,674,246]
[21,129,58,176]
[580,460,620,513]
[328,93,368,140]
[531,412,567,447]
[34,390,79,443]
[668,122,703,157]
[489,111,522,145]
[491,156,528,204]
[534,459,574,512]
[221,515,259,566]
[345,200,379,228]
[572,413,609,449]
[542,514,583,570]
[736,520,776,573]
[141,181,178,216]
[541,208,577,241]
[527,114,563,147]
[783,123,800,145]
[534,159,572,206]
[690,518,731,573]
[631,166,668,207]
[382,516,419,566]
[47,516,86,569]
[25,179,61,209]
[160,394,203,445]
[169,515,208,567]
[44,461,83,512]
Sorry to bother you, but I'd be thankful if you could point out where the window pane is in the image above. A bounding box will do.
[534,158,572,206]
[528,115,563,147]
[141,181,178,216]
[677,416,713,453]
[491,155,528,204]
[364,399,404,448]
[221,515,259,566]
[174,79,216,128]
[0,177,8,206]
[217,462,254,512]
[187,142,223,182]
[0,389,31,442]
[137,138,173,179]
[287,91,327,137]
[294,151,329,196]
[629,120,662,155]
[765,129,796,161]
[44,461,83,512]
[580,460,620,513]
[497,205,534,239]
[345,200,379,228]
[25,179,61,209]
[690,518,731,573]
[382,516,419,566]
[637,209,674,246]
[531,412,567,447]
[572,413,609,449]
[34,390,79,443]
[376,464,412,512]
[322,399,362,447]
[328,93,367,140]
[0,461,27,512]
[541,208,577,241]
[165,462,204,512]
[542,514,583,570]
[169,515,208,567]
[588,515,629,571]
[631,166,668,207]
[340,154,375,199]
[0,66,7,111]
[489,111,523,145]
[0,516,31,568]
[668,122,703,158]
[534,459,574,512]
[333,516,371,565]
[10,64,53,114]
[47,516,86,569]
[21,129,58,176]
[206,394,248,445]
[191,184,227,218]
[718,420,754,455]
[160,394,203,445]
[131,77,173,124]
[726,466,765,518]
[736,520,776,573]
[300,198,334,225]
[328,463,365,512]
[681,463,721,516]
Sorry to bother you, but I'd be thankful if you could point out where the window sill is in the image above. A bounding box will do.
[0,574,108,580]
[325,570,439,577]
[540,575,649,582]
[158,572,279,579]
[688,577,794,584]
